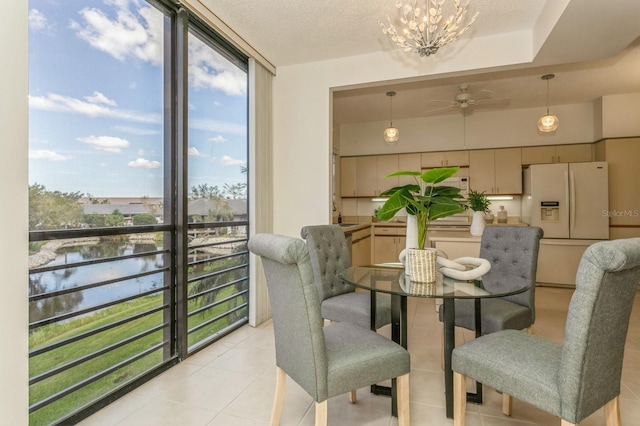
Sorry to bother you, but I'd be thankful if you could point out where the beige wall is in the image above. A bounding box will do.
[2,3,29,425]
[340,102,596,156]
[272,27,541,237]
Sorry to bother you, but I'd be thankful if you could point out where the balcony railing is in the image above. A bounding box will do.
[28,222,249,425]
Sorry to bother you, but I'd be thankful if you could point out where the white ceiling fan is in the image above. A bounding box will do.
[424,84,510,115]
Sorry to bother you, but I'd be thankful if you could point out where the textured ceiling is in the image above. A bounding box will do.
[201,0,640,123]
[202,0,546,66]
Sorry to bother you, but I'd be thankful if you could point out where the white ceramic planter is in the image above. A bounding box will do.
[470,211,485,236]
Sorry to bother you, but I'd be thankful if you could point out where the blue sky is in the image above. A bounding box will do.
[28,0,248,197]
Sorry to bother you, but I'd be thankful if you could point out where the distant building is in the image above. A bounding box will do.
[79,197,247,225]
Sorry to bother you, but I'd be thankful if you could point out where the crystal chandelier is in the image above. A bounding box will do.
[379,0,479,57]
[384,92,399,145]
[538,74,559,133]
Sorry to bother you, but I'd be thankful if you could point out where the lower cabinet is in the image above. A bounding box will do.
[373,226,406,264]
[351,228,372,267]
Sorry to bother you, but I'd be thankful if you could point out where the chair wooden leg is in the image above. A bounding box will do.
[604,396,621,426]
[270,367,286,426]
[348,390,356,403]
[315,400,327,426]
[453,372,466,426]
[560,420,576,426]
[396,373,410,426]
[502,393,512,416]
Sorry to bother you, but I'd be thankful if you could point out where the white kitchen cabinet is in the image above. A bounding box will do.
[469,148,522,194]
[373,226,406,264]
[421,150,469,168]
[522,144,592,165]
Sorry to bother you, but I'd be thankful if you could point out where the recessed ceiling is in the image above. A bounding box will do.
[201,0,640,124]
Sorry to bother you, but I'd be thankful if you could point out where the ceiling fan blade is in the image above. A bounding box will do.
[468,89,494,101]
[424,105,457,115]
[428,99,457,106]
[472,97,512,109]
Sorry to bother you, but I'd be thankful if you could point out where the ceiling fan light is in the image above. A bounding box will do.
[538,114,559,132]
[384,127,399,144]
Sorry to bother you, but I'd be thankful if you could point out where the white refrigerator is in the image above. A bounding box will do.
[522,162,609,239]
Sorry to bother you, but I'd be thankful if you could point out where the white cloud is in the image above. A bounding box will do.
[78,135,130,153]
[71,2,163,65]
[188,36,247,96]
[188,147,201,156]
[210,135,227,143]
[29,9,53,33]
[85,91,117,106]
[189,117,245,135]
[29,150,71,161]
[220,155,246,166]
[213,101,221,107]
[113,125,159,135]
[29,93,161,124]
[128,157,161,169]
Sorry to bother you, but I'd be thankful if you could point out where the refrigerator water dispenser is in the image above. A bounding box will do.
[540,201,560,222]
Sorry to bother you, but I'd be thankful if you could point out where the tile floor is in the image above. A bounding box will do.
[79,287,640,425]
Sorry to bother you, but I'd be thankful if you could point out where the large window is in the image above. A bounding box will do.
[28,1,249,424]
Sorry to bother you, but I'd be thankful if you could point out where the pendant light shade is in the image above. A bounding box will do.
[538,74,559,133]
[384,91,399,145]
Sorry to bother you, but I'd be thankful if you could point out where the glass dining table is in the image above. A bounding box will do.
[339,263,530,419]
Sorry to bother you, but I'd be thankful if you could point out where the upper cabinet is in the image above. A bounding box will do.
[397,153,422,186]
[469,148,522,195]
[522,143,592,165]
[340,157,357,197]
[341,153,421,197]
[421,150,469,168]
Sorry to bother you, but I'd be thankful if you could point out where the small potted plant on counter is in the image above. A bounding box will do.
[467,189,491,236]
[376,167,466,282]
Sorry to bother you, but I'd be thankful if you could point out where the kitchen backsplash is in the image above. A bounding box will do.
[341,196,523,221]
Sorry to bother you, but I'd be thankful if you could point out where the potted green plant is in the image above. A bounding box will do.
[467,188,491,236]
[376,167,466,250]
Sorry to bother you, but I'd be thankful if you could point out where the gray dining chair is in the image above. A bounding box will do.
[248,233,410,426]
[301,224,391,330]
[438,225,544,334]
[452,237,640,426]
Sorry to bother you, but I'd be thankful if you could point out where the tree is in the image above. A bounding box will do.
[83,213,106,228]
[223,183,247,199]
[189,183,222,200]
[132,213,157,225]
[29,183,85,230]
[105,210,125,227]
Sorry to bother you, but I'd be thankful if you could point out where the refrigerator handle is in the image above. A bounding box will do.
[569,169,575,234]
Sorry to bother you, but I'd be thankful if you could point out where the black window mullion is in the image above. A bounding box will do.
[174,7,190,360]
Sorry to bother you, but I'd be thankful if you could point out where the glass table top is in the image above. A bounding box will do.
[340,264,529,299]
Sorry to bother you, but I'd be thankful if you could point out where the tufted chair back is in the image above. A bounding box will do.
[300,225,355,302]
[479,225,543,322]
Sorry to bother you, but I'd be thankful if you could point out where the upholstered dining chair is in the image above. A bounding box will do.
[301,225,391,330]
[248,233,410,426]
[452,237,640,426]
[438,225,544,335]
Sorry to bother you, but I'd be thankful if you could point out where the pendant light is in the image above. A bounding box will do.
[384,91,399,145]
[538,74,559,133]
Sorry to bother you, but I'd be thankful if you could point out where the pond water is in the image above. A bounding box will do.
[29,242,166,323]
